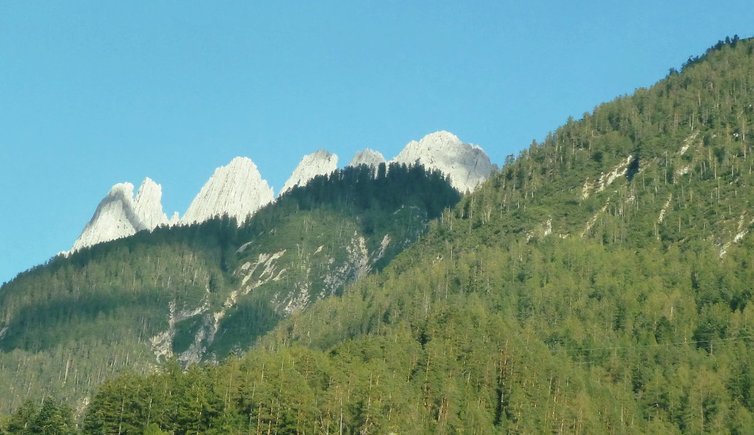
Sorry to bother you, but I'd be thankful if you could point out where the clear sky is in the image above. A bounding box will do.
[1,1,752,284]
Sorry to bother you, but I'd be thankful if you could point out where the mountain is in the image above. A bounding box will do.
[348,148,386,168]
[71,178,168,251]
[280,150,338,194]
[63,37,754,434]
[10,37,754,433]
[0,163,459,416]
[394,130,495,192]
[182,157,274,225]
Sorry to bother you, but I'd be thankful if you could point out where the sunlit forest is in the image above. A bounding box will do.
[3,36,754,433]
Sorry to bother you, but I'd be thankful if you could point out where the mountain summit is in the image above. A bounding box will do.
[182,157,274,225]
[394,131,495,192]
[348,148,386,168]
[280,150,338,195]
[71,178,168,251]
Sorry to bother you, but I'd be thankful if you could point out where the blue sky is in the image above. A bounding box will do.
[1,1,753,283]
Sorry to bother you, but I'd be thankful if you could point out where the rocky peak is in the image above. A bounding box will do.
[393,130,494,192]
[69,131,492,252]
[280,150,338,195]
[348,149,386,168]
[71,178,169,252]
[133,177,169,229]
[182,157,274,225]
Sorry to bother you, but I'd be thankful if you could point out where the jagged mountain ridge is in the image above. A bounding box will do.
[70,131,493,251]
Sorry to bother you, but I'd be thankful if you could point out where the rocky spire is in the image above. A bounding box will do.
[71,178,169,252]
[182,157,274,225]
[280,150,338,195]
[133,177,169,230]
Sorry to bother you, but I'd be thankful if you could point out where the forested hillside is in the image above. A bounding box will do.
[0,163,459,417]
[37,36,754,434]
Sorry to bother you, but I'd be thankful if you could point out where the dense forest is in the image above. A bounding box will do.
[3,36,754,433]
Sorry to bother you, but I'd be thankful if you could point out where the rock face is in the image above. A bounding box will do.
[182,157,274,225]
[348,149,386,168]
[393,131,495,192]
[133,178,168,229]
[72,178,168,252]
[280,150,338,195]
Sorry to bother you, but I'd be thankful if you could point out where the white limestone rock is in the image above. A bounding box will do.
[281,150,338,195]
[71,178,169,252]
[393,131,495,192]
[134,177,169,229]
[348,149,386,168]
[182,157,274,225]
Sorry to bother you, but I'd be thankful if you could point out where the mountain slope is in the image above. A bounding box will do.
[75,37,754,433]
[164,164,459,365]
[0,164,459,415]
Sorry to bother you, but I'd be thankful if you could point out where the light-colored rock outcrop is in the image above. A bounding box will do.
[182,157,274,225]
[348,149,386,168]
[133,177,168,229]
[71,178,169,251]
[393,131,494,192]
[280,150,338,194]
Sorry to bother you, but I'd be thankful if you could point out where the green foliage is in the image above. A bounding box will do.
[7,36,754,433]
[1,398,76,435]
[2,400,38,434]
[80,37,754,433]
